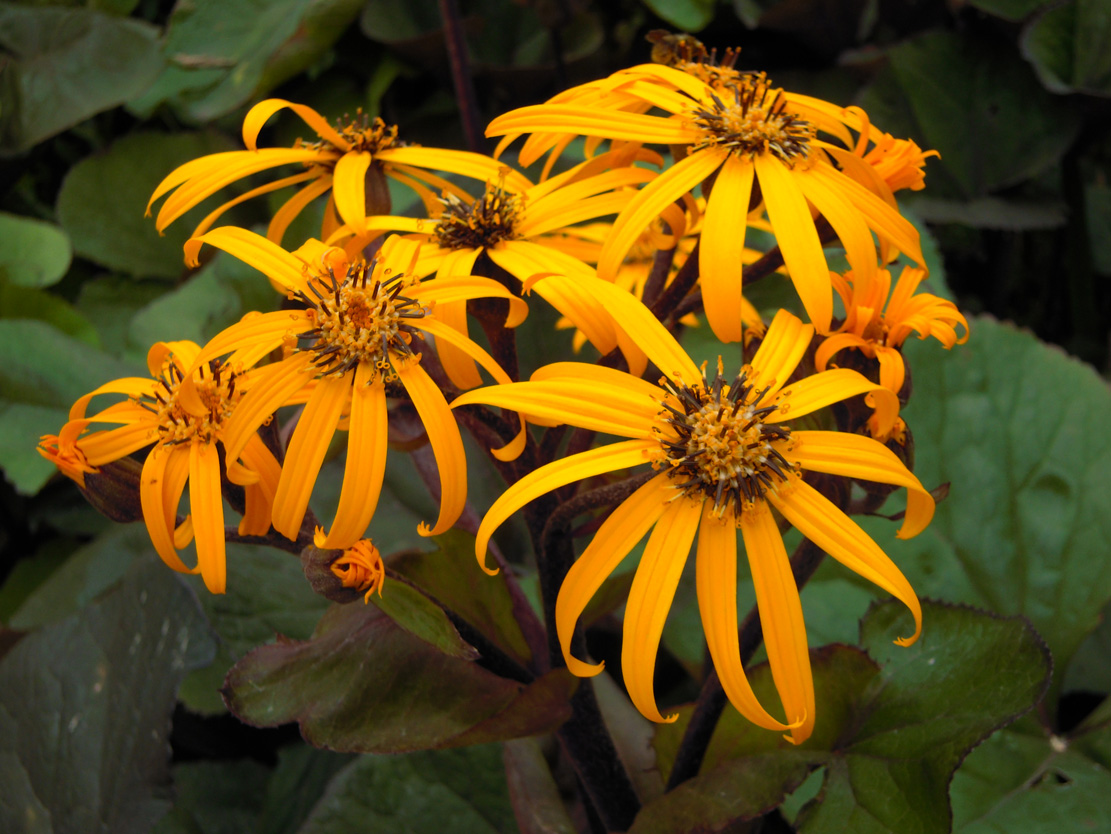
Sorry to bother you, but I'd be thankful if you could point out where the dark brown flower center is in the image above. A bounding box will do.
[434,182,523,251]
[690,74,813,164]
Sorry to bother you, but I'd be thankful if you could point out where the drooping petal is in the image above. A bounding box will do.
[413,274,529,329]
[140,445,199,575]
[698,503,803,736]
[184,227,311,295]
[190,309,313,371]
[814,332,869,373]
[81,423,156,466]
[271,374,350,540]
[787,431,934,538]
[530,361,665,401]
[377,146,533,193]
[556,474,671,676]
[193,171,317,240]
[268,175,335,245]
[422,247,484,391]
[319,366,388,549]
[767,368,899,437]
[622,495,702,722]
[768,479,921,645]
[739,503,815,744]
[242,98,351,152]
[394,358,468,537]
[331,151,372,233]
[754,154,831,332]
[474,439,657,574]
[189,440,227,594]
[795,166,877,289]
[699,153,755,343]
[221,354,316,462]
[486,106,695,146]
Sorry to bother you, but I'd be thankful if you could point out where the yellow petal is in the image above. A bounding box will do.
[332,152,372,233]
[768,479,921,646]
[191,310,312,370]
[221,354,316,461]
[414,274,529,329]
[184,227,311,294]
[787,431,934,538]
[749,310,814,398]
[753,154,831,332]
[268,174,334,245]
[622,495,701,723]
[242,98,351,152]
[530,361,665,401]
[599,149,725,282]
[474,439,656,574]
[271,374,350,540]
[739,504,815,743]
[698,503,803,735]
[320,368,388,549]
[699,154,755,344]
[795,166,877,293]
[768,368,899,436]
[81,423,156,466]
[556,474,671,676]
[486,105,694,145]
[394,358,468,537]
[140,445,200,575]
[193,171,317,241]
[377,147,532,193]
[189,440,227,594]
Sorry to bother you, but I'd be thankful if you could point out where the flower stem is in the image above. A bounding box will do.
[438,0,483,152]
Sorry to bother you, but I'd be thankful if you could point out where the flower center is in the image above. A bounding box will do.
[295,257,427,380]
[654,364,795,517]
[434,181,523,251]
[141,358,243,446]
[302,112,400,158]
[690,74,813,164]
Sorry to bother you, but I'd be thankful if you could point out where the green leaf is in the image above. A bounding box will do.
[859,31,1081,199]
[74,274,169,361]
[224,600,576,753]
[1085,181,1111,274]
[152,760,270,834]
[965,0,1052,21]
[0,212,71,288]
[370,579,479,660]
[503,738,577,834]
[0,5,162,153]
[297,745,517,834]
[902,195,1067,230]
[796,602,1050,834]
[0,281,99,345]
[1022,0,1111,96]
[56,131,240,279]
[895,317,1111,696]
[0,401,69,494]
[258,744,355,834]
[641,0,717,32]
[0,561,216,834]
[951,727,1111,833]
[129,0,362,123]
[392,530,534,666]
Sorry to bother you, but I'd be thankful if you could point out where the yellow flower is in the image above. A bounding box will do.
[454,291,933,743]
[182,231,527,549]
[816,265,969,397]
[844,106,939,195]
[322,148,667,384]
[488,64,925,338]
[330,538,386,602]
[39,341,283,594]
[147,98,528,246]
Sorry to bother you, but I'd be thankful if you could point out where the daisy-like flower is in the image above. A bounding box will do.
[488,64,925,339]
[843,107,939,196]
[322,148,669,385]
[182,231,527,550]
[817,264,969,397]
[147,98,529,246]
[38,341,282,594]
[330,538,386,602]
[454,289,934,743]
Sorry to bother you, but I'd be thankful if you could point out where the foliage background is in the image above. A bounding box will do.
[1,0,1111,831]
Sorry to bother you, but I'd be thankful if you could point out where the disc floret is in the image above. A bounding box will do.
[141,357,243,446]
[690,74,814,164]
[303,110,400,157]
[434,179,524,251]
[294,256,428,381]
[654,361,796,517]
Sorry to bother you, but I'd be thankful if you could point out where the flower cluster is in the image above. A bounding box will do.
[42,38,966,746]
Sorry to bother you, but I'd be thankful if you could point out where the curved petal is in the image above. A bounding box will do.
[530,361,665,401]
[193,171,317,240]
[556,474,671,676]
[814,333,868,373]
[486,106,694,145]
[474,439,657,574]
[422,247,484,391]
[377,147,532,192]
[332,152,372,233]
[191,309,313,370]
[768,479,921,645]
[184,227,311,295]
[414,274,530,329]
[319,367,388,549]
[767,368,899,436]
[221,354,316,462]
[268,174,334,245]
[189,440,227,594]
[754,154,831,332]
[242,98,351,151]
[271,374,350,540]
[795,166,877,289]
[749,311,814,399]
[394,358,467,537]
[599,149,726,283]
[622,495,701,722]
[787,431,934,538]
[700,153,755,344]
[452,378,659,438]
[740,503,815,743]
[874,345,906,394]
[698,503,803,735]
[140,445,200,575]
[81,423,156,466]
